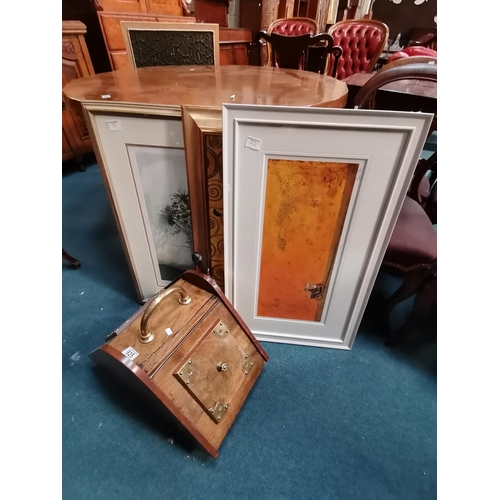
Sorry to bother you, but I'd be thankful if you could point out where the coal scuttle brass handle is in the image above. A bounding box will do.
[139,286,191,344]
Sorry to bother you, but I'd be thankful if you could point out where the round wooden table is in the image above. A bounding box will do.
[63,65,348,109]
[62,65,348,300]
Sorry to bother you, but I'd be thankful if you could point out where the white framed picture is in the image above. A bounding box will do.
[84,106,195,302]
[222,104,433,349]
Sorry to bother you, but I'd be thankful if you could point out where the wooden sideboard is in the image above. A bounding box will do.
[218,28,253,65]
[91,0,252,69]
[97,10,253,69]
[97,10,196,70]
[91,0,184,16]
[62,21,95,165]
[91,0,232,26]
[193,0,230,26]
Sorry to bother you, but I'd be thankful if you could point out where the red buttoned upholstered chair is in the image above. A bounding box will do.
[326,19,389,80]
[264,17,318,67]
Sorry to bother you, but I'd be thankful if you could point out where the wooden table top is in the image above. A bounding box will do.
[342,72,437,100]
[63,65,349,109]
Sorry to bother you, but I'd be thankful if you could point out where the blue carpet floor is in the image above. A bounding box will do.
[62,159,436,500]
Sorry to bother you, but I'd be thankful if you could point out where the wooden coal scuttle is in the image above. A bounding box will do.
[89,261,269,458]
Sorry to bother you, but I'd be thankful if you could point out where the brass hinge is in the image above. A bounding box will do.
[207,401,228,423]
[212,320,229,336]
[243,354,253,375]
[177,358,193,385]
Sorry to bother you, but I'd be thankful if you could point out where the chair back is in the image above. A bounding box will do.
[309,44,342,76]
[353,62,437,109]
[256,32,335,73]
[354,63,437,207]
[268,17,317,36]
[262,17,318,69]
[327,20,389,80]
[121,21,220,69]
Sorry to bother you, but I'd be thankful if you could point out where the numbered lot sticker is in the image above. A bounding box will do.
[122,346,139,361]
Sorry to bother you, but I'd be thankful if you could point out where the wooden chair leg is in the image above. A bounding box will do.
[63,248,81,269]
[76,155,86,172]
[383,267,429,334]
[385,273,436,347]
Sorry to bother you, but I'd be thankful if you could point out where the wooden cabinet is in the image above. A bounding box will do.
[293,0,329,31]
[239,0,263,32]
[92,0,192,69]
[91,0,184,16]
[98,9,252,69]
[62,21,95,164]
[219,43,249,65]
[193,0,229,26]
[97,11,195,70]
[92,0,252,69]
[239,0,292,66]
[219,28,252,65]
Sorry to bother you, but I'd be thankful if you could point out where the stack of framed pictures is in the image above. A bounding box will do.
[83,102,432,349]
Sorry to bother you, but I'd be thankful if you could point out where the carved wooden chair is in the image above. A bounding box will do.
[121,21,220,69]
[263,17,318,67]
[255,31,340,75]
[63,249,81,269]
[376,54,438,225]
[326,19,389,80]
[354,63,437,346]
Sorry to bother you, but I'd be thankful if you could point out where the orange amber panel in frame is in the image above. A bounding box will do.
[257,159,359,322]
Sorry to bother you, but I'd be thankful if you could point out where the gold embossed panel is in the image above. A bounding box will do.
[129,30,215,68]
[257,159,358,322]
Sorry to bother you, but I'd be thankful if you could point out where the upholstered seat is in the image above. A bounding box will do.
[387,46,437,65]
[327,20,389,80]
[384,196,437,270]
